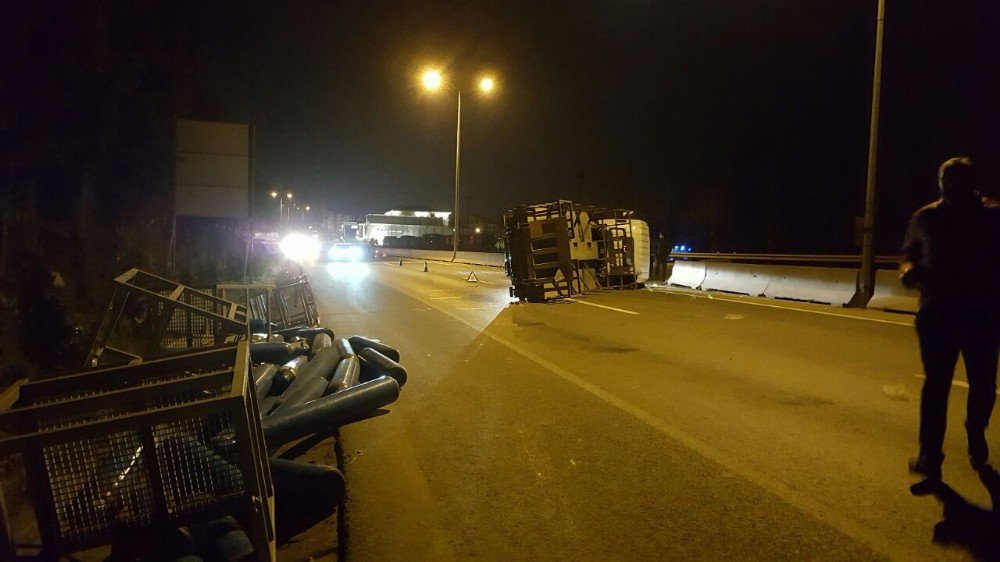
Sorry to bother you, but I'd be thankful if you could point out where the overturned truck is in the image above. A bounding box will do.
[503,201,650,302]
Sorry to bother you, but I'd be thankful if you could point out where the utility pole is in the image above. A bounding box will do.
[859,0,886,305]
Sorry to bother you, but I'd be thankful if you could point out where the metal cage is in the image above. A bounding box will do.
[88,269,249,367]
[0,343,274,560]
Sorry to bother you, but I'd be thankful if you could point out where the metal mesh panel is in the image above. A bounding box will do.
[162,304,217,351]
[0,451,42,549]
[19,368,228,409]
[154,414,244,517]
[0,343,272,558]
[274,277,318,328]
[88,269,248,367]
[42,431,156,546]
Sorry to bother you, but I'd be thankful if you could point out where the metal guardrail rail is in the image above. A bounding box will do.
[669,252,900,266]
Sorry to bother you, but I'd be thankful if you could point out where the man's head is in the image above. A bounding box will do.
[938,156,978,203]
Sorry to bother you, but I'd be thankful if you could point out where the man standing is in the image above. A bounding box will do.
[652,232,670,281]
[903,157,1000,479]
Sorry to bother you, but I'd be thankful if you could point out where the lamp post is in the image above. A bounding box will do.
[420,69,497,261]
[271,191,293,223]
[858,0,886,305]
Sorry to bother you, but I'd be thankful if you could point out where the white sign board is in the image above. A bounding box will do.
[174,120,249,218]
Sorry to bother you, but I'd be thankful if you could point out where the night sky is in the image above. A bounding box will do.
[7,1,1000,253]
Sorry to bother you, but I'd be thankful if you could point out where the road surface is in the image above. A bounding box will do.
[304,258,996,560]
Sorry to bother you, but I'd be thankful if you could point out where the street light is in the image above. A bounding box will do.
[420,68,498,261]
[272,191,292,222]
[422,69,443,91]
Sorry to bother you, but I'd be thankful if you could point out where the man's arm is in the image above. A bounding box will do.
[899,213,923,289]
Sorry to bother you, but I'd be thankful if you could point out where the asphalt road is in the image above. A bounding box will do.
[305,258,996,561]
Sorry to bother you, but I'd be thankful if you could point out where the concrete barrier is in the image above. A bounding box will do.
[867,269,919,313]
[667,261,706,289]
[385,249,505,268]
[701,263,770,296]
[763,265,859,305]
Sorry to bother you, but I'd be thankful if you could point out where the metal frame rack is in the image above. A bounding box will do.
[0,343,275,560]
[271,275,319,329]
[503,201,640,302]
[88,269,249,367]
[216,283,275,337]
[503,201,576,302]
[584,206,638,290]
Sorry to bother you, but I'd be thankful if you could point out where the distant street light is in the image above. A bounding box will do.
[271,191,293,222]
[420,68,499,261]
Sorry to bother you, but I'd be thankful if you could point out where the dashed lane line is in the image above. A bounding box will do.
[564,298,639,315]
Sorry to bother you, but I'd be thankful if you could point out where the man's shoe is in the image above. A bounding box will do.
[909,452,943,480]
[968,431,989,470]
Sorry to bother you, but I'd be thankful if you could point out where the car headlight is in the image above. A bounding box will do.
[279,233,321,262]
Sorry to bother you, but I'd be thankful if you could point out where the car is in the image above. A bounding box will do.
[326,242,365,262]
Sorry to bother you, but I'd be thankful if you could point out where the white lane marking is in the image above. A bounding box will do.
[724,314,744,320]
[429,296,461,300]
[370,275,903,560]
[654,289,913,326]
[913,374,1000,394]
[564,298,639,315]
[457,307,487,311]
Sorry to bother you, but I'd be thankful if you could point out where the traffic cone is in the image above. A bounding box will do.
[466,271,479,283]
[422,261,428,272]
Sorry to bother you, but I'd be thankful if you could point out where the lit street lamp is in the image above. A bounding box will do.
[271,191,293,223]
[420,67,497,261]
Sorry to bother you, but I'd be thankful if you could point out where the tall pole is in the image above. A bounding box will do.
[452,90,462,262]
[859,0,886,305]
[244,124,255,283]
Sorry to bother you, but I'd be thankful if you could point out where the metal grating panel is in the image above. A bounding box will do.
[0,343,273,559]
[154,415,244,516]
[43,431,155,546]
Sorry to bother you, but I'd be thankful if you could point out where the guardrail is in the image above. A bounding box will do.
[665,252,917,313]
[669,252,900,265]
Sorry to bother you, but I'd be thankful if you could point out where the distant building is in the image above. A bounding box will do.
[318,208,354,239]
[358,210,453,245]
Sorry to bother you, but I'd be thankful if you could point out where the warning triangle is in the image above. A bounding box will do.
[466,271,479,283]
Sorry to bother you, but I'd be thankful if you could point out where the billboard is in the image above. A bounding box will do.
[174,120,250,218]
